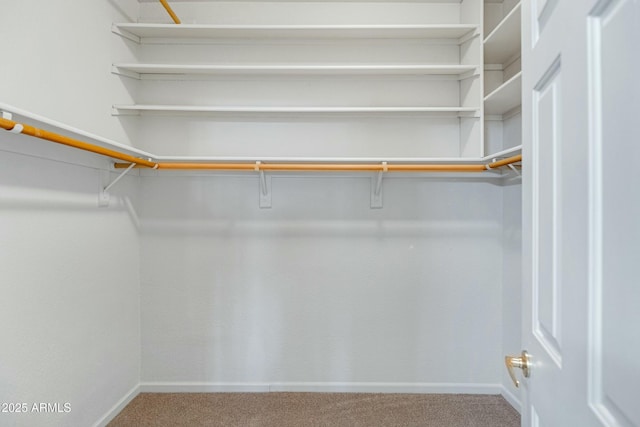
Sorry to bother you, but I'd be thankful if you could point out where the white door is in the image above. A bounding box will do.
[519,0,640,425]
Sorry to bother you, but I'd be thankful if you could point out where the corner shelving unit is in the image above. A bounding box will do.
[483,1,522,155]
[483,1,522,112]
[484,71,522,115]
[483,4,522,65]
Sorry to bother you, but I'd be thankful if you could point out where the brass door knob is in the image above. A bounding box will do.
[505,350,531,388]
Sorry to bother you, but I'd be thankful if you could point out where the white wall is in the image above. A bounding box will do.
[0,3,141,424]
[138,174,505,391]
[0,132,140,427]
[0,0,139,145]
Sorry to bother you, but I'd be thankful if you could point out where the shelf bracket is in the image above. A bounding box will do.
[99,162,136,207]
[111,24,141,44]
[458,29,479,46]
[370,162,386,209]
[111,65,141,80]
[256,162,272,209]
[459,69,479,81]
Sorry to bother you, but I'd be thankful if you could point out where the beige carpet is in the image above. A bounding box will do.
[108,393,520,427]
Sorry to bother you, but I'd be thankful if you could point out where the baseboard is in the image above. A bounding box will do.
[93,384,140,427]
[500,384,522,413]
[140,381,502,395]
[140,382,270,393]
[268,382,502,394]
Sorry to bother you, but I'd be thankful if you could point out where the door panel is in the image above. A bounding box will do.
[531,408,540,427]
[533,0,558,41]
[587,0,640,425]
[532,60,562,365]
[519,0,640,425]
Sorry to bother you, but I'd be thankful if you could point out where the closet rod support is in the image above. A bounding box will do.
[259,171,272,209]
[159,0,181,24]
[259,170,268,196]
[99,162,136,207]
[371,162,386,208]
[375,162,387,196]
[104,162,136,193]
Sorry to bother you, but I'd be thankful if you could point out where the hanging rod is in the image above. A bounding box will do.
[0,116,521,173]
[159,0,181,24]
[0,117,156,168]
[112,156,522,172]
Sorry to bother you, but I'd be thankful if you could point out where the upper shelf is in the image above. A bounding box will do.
[483,2,521,65]
[112,63,479,79]
[484,71,522,116]
[112,104,479,117]
[112,23,479,43]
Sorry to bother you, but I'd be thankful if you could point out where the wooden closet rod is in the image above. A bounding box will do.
[0,116,521,173]
[0,117,156,168]
[159,0,181,24]
[113,157,522,172]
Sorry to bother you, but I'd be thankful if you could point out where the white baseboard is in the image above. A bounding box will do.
[140,381,502,395]
[500,384,522,413]
[140,382,270,393]
[93,384,140,427]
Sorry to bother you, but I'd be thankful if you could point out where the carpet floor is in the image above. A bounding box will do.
[108,393,520,427]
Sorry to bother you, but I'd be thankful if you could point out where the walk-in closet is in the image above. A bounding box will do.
[1,0,637,426]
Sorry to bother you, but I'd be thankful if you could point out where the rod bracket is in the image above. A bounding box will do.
[258,169,272,209]
[98,191,110,208]
[0,111,22,133]
[370,162,386,209]
[99,162,136,207]
[9,124,23,134]
[507,163,521,177]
